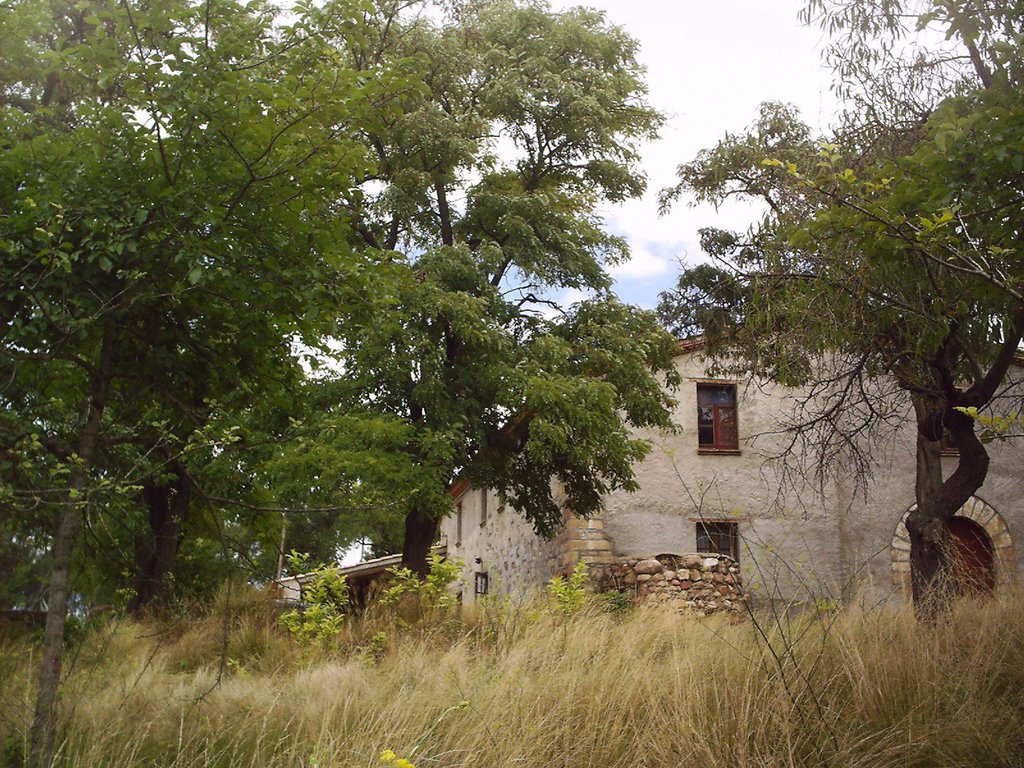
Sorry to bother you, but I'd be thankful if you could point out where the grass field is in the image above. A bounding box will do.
[2,587,1023,768]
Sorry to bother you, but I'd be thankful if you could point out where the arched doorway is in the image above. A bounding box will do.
[890,496,1016,595]
[945,517,995,596]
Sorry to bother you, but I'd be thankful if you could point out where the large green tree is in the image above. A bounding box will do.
[659,1,1024,613]
[0,0,402,761]
[321,0,680,574]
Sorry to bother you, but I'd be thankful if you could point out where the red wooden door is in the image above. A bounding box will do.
[945,517,995,596]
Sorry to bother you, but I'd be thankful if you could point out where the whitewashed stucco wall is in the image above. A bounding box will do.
[602,354,847,602]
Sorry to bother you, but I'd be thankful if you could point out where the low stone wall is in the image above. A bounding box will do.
[589,553,744,615]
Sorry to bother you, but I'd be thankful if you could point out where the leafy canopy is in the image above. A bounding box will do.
[0,0,410,604]
[316,0,679,558]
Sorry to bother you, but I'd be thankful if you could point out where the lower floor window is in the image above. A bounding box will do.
[696,521,739,561]
[474,571,489,597]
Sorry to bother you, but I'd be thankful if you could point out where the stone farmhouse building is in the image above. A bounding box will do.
[439,340,1024,607]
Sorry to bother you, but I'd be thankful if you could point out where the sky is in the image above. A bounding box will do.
[546,0,839,310]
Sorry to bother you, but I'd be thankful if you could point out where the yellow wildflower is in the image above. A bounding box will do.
[395,760,415,768]
[379,749,397,764]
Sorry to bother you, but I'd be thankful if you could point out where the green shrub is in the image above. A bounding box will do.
[380,555,463,613]
[546,562,589,616]
[279,552,349,644]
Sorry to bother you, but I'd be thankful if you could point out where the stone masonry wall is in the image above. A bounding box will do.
[550,510,615,572]
[589,553,744,615]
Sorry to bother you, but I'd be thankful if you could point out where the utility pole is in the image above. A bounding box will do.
[275,511,288,582]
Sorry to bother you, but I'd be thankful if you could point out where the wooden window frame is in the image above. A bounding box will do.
[696,382,740,453]
[474,571,489,597]
[696,520,739,562]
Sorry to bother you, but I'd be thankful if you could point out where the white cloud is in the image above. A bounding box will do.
[607,243,673,280]
[557,287,591,308]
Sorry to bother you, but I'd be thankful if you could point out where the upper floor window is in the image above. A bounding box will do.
[697,383,738,451]
[480,489,488,527]
[455,501,463,546]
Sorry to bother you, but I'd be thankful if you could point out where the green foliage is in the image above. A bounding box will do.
[1,0,675,626]
[0,0,412,609]
[1,733,23,768]
[319,0,678,560]
[362,631,390,665]
[380,555,463,612]
[595,590,633,616]
[813,597,839,618]
[546,562,589,616]
[279,552,349,644]
[955,406,1021,441]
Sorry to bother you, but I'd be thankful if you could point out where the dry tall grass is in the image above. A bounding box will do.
[2,588,1023,768]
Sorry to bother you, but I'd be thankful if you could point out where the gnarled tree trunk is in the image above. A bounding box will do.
[401,507,438,576]
[906,399,990,618]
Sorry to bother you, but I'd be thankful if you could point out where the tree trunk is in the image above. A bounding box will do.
[30,323,119,768]
[906,399,990,618]
[401,507,438,576]
[128,466,191,615]
[906,426,948,618]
